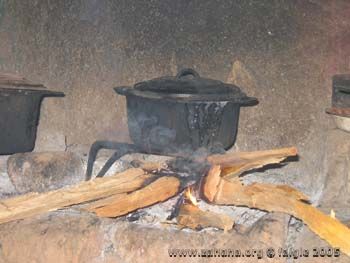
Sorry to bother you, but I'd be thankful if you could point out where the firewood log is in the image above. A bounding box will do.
[207,147,297,179]
[87,176,181,217]
[207,147,297,166]
[0,168,150,224]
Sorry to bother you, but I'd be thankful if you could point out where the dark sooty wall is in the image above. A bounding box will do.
[0,0,350,196]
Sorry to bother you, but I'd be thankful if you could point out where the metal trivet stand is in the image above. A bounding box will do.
[85,140,223,181]
[86,141,186,180]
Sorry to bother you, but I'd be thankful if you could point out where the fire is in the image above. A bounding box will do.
[184,187,198,206]
[330,209,336,219]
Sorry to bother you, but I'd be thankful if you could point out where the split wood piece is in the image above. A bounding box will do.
[203,165,350,256]
[220,155,290,179]
[176,203,234,231]
[0,168,150,224]
[87,176,180,218]
[208,147,297,165]
[207,147,297,179]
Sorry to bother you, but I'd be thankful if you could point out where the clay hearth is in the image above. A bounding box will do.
[0,144,349,262]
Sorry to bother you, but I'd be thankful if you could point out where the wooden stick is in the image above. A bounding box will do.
[223,156,290,179]
[202,165,350,256]
[87,176,181,218]
[207,147,297,179]
[0,168,150,224]
[207,147,297,166]
[176,203,234,231]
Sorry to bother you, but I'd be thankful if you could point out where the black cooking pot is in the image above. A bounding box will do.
[115,68,258,154]
[0,77,64,155]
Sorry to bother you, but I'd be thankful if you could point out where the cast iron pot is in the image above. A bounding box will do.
[115,68,258,154]
[0,86,64,155]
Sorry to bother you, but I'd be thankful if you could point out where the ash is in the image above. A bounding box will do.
[78,148,267,228]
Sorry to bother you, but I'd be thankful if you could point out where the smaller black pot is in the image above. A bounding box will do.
[0,87,64,155]
[115,68,258,154]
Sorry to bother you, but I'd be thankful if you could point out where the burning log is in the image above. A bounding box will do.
[207,147,297,166]
[207,147,297,179]
[203,165,350,256]
[87,176,181,217]
[0,168,150,224]
[176,188,234,231]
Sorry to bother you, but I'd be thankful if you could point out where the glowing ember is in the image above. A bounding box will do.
[184,187,198,206]
[330,209,336,219]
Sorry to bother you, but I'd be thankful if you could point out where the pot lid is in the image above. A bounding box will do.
[115,68,258,105]
[0,72,65,97]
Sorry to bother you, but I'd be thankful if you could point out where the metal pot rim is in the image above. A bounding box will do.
[114,86,258,106]
[0,87,65,97]
[114,68,258,106]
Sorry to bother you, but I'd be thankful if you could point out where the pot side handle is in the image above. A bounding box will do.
[239,96,259,106]
[176,68,200,79]
[114,86,132,96]
[39,90,65,97]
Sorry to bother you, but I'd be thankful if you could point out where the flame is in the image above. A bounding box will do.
[184,187,198,206]
[330,209,336,219]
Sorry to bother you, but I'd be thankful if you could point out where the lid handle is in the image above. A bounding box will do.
[176,68,200,79]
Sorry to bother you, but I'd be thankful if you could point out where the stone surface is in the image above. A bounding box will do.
[0,212,104,263]
[289,128,350,262]
[319,129,350,221]
[113,213,290,263]
[333,115,350,133]
[294,225,350,263]
[0,212,290,263]
[34,128,67,152]
[0,155,15,198]
[7,152,84,193]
